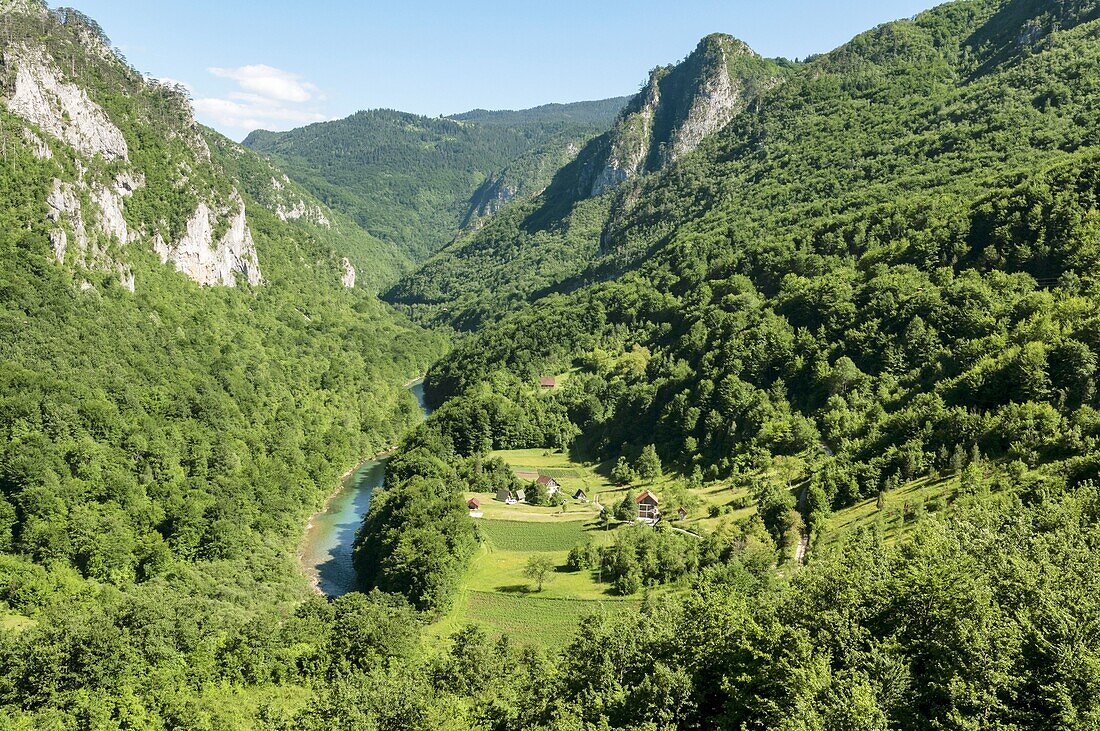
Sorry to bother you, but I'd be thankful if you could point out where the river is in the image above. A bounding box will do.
[298,379,430,597]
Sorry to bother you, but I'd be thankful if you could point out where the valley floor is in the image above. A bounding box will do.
[426,448,987,648]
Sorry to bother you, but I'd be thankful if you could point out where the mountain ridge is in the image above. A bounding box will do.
[243,98,628,261]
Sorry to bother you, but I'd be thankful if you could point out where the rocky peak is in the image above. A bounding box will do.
[1,16,265,291]
[0,0,47,17]
[585,33,786,197]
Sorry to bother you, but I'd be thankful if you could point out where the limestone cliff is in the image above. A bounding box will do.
[0,4,263,291]
[153,192,261,287]
[582,34,788,197]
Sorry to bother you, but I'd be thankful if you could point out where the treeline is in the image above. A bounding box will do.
[352,403,539,612]
[5,467,1095,728]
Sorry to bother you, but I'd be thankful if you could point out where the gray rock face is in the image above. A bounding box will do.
[2,36,266,291]
[0,0,47,17]
[153,192,262,287]
[5,47,130,162]
[590,80,662,197]
[45,179,87,263]
[341,257,357,288]
[585,34,783,198]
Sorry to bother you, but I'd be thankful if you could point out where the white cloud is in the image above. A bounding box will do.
[208,64,319,103]
[192,64,328,134]
[192,96,327,131]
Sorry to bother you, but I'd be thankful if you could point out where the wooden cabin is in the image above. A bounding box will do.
[636,490,660,521]
[539,376,557,389]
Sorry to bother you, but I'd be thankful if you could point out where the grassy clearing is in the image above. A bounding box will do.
[825,474,963,546]
[467,493,599,522]
[478,519,588,552]
[492,448,622,502]
[0,613,34,632]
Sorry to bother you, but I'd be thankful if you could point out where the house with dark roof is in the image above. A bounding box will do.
[573,488,588,502]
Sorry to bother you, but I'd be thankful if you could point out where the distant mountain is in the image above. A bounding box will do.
[385,35,795,328]
[243,98,628,261]
[450,97,631,126]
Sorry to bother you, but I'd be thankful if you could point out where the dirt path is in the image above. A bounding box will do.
[794,482,810,565]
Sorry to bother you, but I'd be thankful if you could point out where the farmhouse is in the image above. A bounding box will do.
[495,488,518,505]
[536,474,561,495]
[539,376,556,389]
[636,490,660,522]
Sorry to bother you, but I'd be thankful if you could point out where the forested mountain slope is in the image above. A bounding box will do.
[3,0,1100,728]
[427,0,1100,506]
[385,34,797,329]
[243,97,628,261]
[0,2,444,721]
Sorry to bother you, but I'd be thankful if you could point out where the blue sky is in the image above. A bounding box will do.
[71,0,937,140]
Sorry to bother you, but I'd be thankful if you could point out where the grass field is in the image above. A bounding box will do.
[492,448,624,504]
[429,449,663,648]
[0,613,34,632]
[825,474,963,546]
[477,519,589,552]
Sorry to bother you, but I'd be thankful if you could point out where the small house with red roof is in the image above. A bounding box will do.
[467,497,481,510]
[536,474,561,495]
[539,376,557,389]
[635,490,659,521]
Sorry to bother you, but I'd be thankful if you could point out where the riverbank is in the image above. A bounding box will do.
[297,376,429,596]
[297,446,396,596]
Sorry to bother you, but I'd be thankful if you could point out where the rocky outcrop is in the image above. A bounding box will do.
[264,175,331,227]
[44,172,139,292]
[583,34,785,198]
[0,0,47,17]
[464,174,519,225]
[275,197,331,227]
[45,179,87,263]
[341,257,356,288]
[22,128,52,159]
[664,38,758,163]
[590,80,662,196]
[5,47,130,162]
[153,192,262,287]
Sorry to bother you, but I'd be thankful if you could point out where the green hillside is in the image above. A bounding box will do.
[385,35,798,329]
[3,0,1100,729]
[0,3,444,721]
[243,98,627,261]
